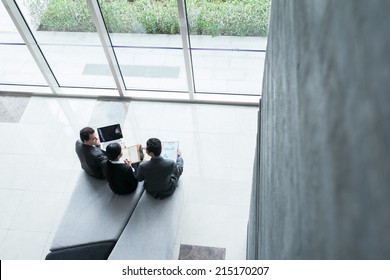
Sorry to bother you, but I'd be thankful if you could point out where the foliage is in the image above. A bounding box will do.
[186,0,271,36]
[27,0,271,37]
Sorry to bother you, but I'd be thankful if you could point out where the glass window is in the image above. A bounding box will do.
[1,0,270,102]
[191,48,265,95]
[15,0,117,89]
[186,0,270,96]
[0,2,47,86]
[99,0,188,93]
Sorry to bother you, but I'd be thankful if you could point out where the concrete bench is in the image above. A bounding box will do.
[108,184,185,260]
[45,172,145,260]
[46,171,184,260]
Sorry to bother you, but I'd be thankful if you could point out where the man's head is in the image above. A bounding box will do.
[80,127,99,146]
[106,142,122,161]
[146,138,162,157]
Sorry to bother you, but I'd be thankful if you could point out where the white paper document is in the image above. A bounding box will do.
[123,145,141,163]
[161,141,179,161]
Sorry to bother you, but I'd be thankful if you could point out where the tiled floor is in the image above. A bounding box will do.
[0,95,258,260]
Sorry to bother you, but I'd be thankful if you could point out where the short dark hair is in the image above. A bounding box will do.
[146,138,162,156]
[106,142,122,161]
[80,127,95,142]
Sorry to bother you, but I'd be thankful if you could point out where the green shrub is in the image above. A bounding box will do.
[31,0,95,32]
[28,0,271,37]
[133,0,180,34]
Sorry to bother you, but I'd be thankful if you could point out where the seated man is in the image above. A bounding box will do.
[136,138,183,199]
[75,127,107,179]
[102,142,138,195]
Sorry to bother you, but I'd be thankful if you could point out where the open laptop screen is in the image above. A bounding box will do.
[97,124,123,143]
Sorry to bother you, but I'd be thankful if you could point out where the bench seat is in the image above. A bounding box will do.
[108,185,185,260]
[46,172,144,260]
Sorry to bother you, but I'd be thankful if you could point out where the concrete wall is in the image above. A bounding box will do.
[248,0,390,259]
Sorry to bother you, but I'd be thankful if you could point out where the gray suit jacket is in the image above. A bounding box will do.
[136,156,183,199]
[75,140,107,179]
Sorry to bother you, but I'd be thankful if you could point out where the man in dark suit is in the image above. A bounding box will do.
[102,142,138,195]
[75,127,107,179]
[136,138,183,199]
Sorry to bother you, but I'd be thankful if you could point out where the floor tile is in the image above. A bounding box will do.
[181,202,231,248]
[55,98,97,126]
[18,97,63,125]
[0,229,8,248]
[89,100,129,127]
[40,125,80,157]
[185,178,252,206]
[0,230,49,260]
[226,248,247,260]
[0,189,24,228]
[19,97,97,126]
[50,192,73,233]
[194,105,233,133]
[192,132,234,168]
[124,101,166,131]
[159,103,198,133]
[0,95,30,123]
[9,190,65,232]
[41,231,56,259]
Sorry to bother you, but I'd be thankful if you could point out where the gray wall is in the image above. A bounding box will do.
[247,0,390,259]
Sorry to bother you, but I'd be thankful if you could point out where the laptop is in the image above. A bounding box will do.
[97,123,124,151]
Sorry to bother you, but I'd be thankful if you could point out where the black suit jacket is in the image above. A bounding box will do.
[136,156,183,199]
[75,140,107,179]
[102,161,138,195]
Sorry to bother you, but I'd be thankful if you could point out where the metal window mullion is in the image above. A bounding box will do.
[87,0,126,98]
[177,0,194,100]
[2,0,60,94]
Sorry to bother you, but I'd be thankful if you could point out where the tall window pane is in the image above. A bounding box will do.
[99,0,188,93]
[0,2,47,86]
[15,0,116,89]
[186,0,270,95]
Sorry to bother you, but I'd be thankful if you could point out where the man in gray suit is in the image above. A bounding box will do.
[75,127,107,179]
[136,138,183,199]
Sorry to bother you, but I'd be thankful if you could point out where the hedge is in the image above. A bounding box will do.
[28,0,271,37]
